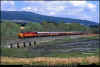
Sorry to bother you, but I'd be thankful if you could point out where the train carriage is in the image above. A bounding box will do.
[37,32,49,37]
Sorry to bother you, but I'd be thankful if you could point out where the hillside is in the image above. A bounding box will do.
[1,11,98,26]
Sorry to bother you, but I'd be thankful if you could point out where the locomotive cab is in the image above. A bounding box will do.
[18,32,38,38]
[18,33,24,38]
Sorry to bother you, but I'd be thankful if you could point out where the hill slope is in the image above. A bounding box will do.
[1,11,98,26]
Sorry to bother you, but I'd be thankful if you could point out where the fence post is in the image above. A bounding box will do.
[34,40,36,46]
[17,42,20,48]
[23,42,26,47]
[10,43,13,48]
[29,42,32,47]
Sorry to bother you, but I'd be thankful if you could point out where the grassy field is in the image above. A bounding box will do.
[1,47,99,65]
[40,34,99,45]
[1,48,99,58]
[1,35,100,65]
[1,48,35,58]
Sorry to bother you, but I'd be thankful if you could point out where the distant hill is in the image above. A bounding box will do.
[1,11,98,26]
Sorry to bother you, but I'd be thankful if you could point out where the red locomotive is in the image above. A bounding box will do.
[18,32,84,38]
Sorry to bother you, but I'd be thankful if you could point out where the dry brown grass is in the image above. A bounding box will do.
[1,56,100,65]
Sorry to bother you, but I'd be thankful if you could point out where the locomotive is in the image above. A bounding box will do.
[18,32,84,38]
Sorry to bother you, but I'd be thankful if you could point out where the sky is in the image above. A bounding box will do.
[1,1,99,23]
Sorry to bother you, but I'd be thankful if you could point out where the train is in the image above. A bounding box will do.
[18,32,85,38]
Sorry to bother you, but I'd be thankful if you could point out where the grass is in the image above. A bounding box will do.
[1,48,35,58]
[40,35,99,46]
[1,35,99,58]
[1,56,100,65]
[64,35,99,42]
[1,47,99,58]
[1,34,99,65]
[43,50,99,58]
